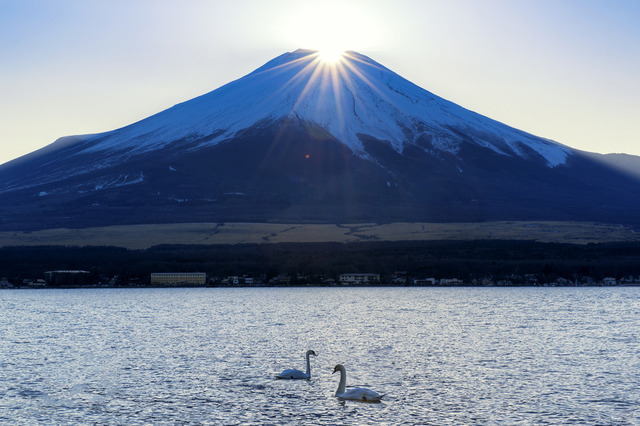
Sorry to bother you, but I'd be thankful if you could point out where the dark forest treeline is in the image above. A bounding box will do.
[2,240,640,285]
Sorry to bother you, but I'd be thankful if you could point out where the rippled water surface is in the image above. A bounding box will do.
[1,287,639,424]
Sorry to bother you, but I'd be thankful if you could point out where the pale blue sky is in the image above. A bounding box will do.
[1,0,639,165]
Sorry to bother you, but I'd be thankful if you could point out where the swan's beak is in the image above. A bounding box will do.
[332,367,337,374]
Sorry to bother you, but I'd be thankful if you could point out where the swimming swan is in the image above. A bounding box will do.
[276,350,317,379]
[332,364,384,402]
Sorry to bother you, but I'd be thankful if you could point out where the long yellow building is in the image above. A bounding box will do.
[150,272,207,286]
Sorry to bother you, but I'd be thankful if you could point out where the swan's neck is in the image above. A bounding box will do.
[305,353,312,376]
[336,369,346,395]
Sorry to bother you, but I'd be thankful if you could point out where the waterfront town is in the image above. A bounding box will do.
[2,270,640,289]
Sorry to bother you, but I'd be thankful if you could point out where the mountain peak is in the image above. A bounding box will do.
[249,49,318,74]
[66,49,570,168]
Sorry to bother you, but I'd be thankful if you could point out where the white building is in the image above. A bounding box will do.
[339,273,380,285]
[440,278,465,286]
[413,278,438,285]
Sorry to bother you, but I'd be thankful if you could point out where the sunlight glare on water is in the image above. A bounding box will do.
[1,287,639,424]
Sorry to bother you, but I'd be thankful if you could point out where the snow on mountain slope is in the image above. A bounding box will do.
[75,49,571,167]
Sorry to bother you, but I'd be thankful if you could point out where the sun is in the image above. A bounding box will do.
[317,48,345,64]
[279,1,384,65]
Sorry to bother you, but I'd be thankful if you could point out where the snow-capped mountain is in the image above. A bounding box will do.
[1,49,639,230]
[72,49,569,165]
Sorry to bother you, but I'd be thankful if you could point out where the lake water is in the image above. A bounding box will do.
[1,287,639,424]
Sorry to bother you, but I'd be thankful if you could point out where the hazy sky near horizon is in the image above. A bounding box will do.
[1,0,639,165]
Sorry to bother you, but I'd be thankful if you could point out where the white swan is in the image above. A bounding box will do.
[332,364,384,402]
[276,350,317,379]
